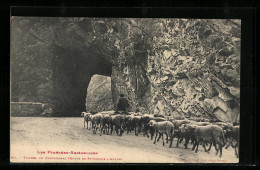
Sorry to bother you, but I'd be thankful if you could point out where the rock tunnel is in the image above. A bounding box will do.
[11,43,113,117]
[10,17,147,117]
[51,45,112,116]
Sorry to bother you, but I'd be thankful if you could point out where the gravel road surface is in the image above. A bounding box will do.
[10,117,239,163]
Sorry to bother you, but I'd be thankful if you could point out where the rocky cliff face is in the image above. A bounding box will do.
[11,17,240,122]
[108,19,240,122]
[144,19,240,122]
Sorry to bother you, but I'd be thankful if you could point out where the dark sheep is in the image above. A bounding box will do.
[111,114,125,136]
[192,125,226,158]
[132,115,142,136]
[179,124,197,149]
[140,114,155,138]
[224,125,239,158]
[124,114,135,134]
[100,114,112,136]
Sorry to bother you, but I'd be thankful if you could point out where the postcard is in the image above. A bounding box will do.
[10,17,240,163]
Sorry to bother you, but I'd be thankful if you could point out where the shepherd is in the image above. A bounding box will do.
[115,94,130,114]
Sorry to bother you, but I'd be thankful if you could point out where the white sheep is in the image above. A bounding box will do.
[148,120,175,148]
[81,112,91,129]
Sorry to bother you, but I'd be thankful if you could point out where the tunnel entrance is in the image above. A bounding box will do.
[86,75,114,112]
[51,45,112,117]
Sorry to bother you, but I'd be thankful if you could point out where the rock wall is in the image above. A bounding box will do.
[144,19,240,122]
[11,102,49,117]
[108,19,240,122]
[11,17,240,122]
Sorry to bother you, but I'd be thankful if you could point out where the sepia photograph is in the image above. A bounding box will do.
[10,17,240,163]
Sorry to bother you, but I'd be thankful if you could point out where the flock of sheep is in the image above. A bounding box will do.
[81,111,239,158]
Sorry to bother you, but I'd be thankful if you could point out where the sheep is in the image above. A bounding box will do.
[178,123,197,149]
[149,117,167,141]
[152,117,167,122]
[174,124,189,147]
[140,114,155,138]
[182,121,213,147]
[169,119,191,144]
[177,122,215,150]
[213,122,233,130]
[89,113,103,134]
[224,125,239,158]
[124,114,135,134]
[100,114,112,136]
[98,110,115,116]
[146,117,171,142]
[221,123,234,131]
[192,125,226,158]
[191,121,212,126]
[81,112,91,129]
[132,115,142,136]
[171,119,191,130]
[191,118,210,122]
[153,113,165,118]
[111,114,125,136]
[148,120,175,148]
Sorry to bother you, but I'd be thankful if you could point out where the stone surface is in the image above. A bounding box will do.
[11,102,51,117]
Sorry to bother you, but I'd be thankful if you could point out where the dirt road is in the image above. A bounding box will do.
[10,117,238,163]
